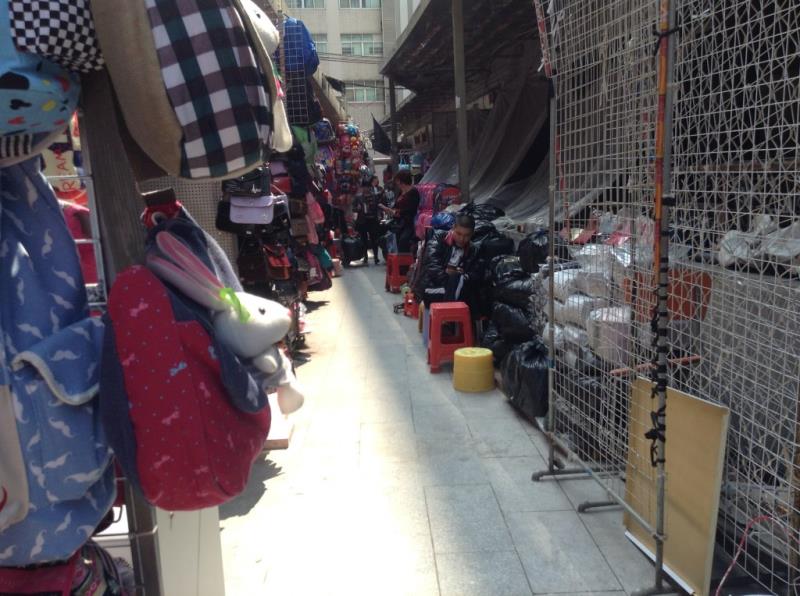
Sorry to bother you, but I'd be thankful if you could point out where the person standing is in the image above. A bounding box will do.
[380,171,420,254]
[354,176,384,265]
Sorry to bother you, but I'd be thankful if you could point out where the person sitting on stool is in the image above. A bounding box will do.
[420,214,478,314]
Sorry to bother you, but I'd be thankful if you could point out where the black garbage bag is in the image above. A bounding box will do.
[517,229,549,274]
[492,302,536,343]
[342,235,365,264]
[478,231,515,261]
[493,278,536,309]
[481,322,511,365]
[502,339,549,420]
[461,203,506,223]
[472,220,497,243]
[492,255,527,285]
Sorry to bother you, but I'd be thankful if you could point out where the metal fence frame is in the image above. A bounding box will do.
[531,1,800,594]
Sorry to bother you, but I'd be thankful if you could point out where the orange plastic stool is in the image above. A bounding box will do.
[385,253,415,293]
[403,290,420,319]
[427,302,474,373]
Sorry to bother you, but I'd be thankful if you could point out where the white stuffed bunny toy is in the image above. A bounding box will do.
[146,231,305,415]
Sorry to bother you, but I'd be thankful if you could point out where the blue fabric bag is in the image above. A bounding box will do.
[0,158,114,567]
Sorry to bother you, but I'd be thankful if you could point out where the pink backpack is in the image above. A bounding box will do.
[100,220,272,510]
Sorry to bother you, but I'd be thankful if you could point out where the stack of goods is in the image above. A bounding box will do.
[330,122,368,222]
[481,255,549,421]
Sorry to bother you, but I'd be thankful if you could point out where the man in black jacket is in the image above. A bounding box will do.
[419,214,479,315]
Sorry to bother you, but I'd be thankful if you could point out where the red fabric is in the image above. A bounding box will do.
[110,267,271,510]
[141,201,184,230]
[61,202,98,284]
[0,551,78,595]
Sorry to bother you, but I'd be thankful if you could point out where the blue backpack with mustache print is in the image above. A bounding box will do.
[0,158,115,567]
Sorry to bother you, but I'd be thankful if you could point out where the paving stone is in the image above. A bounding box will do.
[506,510,622,594]
[425,484,514,554]
[436,550,533,596]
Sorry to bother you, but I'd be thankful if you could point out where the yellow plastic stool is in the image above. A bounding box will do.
[453,347,495,393]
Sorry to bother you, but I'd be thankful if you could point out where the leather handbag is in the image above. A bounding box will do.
[237,236,270,284]
[264,245,292,280]
[222,165,271,197]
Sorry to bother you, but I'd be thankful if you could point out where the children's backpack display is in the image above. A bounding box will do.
[100,218,272,510]
[0,158,114,567]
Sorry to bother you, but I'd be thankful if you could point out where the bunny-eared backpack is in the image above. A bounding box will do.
[0,158,114,567]
[99,217,272,511]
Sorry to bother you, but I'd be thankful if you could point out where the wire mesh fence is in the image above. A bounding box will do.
[668,1,800,592]
[535,0,800,593]
[535,0,665,547]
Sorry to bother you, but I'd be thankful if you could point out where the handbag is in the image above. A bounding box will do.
[230,194,285,225]
[291,217,310,237]
[264,245,292,280]
[237,236,270,284]
[222,165,271,197]
[289,196,308,217]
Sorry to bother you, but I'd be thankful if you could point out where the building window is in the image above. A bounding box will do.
[339,0,380,8]
[311,33,328,54]
[285,0,325,8]
[345,80,385,103]
[340,34,383,57]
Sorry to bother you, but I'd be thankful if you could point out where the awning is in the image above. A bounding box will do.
[381,0,540,104]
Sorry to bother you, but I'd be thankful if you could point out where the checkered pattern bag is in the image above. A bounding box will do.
[144,0,273,179]
[9,0,104,73]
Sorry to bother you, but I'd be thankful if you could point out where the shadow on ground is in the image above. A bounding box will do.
[219,457,283,520]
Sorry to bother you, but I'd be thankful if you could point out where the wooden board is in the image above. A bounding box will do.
[624,378,730,596]
[263,393,294,451]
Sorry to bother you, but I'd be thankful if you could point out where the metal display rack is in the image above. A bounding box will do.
[530,0,800,594]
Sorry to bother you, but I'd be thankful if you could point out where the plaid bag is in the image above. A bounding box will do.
[9,0,104,73]
[144,0,272,179]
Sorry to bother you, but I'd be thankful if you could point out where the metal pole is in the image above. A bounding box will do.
[389,78,399,172]
[451,0,470,203]
[642,0,678,593]
[546,79,558,470]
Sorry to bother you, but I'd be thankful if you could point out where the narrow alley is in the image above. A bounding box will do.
[218,265,656,596]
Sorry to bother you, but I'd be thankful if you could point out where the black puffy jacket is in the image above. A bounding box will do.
[421,230,481,292]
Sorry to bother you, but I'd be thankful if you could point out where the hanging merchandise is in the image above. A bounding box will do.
[0,159,115,567]
[0,2,81,167]
[92,0,291,178]
[0,1,81,136]
[102,217,306,510]
[8,0,105,74]
[312,118,335,145]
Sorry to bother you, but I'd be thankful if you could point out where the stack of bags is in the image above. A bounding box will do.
[481,255,549,421]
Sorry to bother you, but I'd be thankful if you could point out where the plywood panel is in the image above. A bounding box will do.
[624,378,730,596]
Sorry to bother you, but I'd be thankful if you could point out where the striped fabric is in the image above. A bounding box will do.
[144,0,272,179]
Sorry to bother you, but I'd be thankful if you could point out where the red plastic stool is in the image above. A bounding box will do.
[403,290,420,319]
[427,302,474,373]
[385,253,415,293]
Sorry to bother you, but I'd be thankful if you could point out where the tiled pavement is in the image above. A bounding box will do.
[218,264,661,595]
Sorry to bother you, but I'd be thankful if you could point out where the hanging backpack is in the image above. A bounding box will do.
[0,159,114,567]
[0,0,81,137]
[100,218,272,511]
